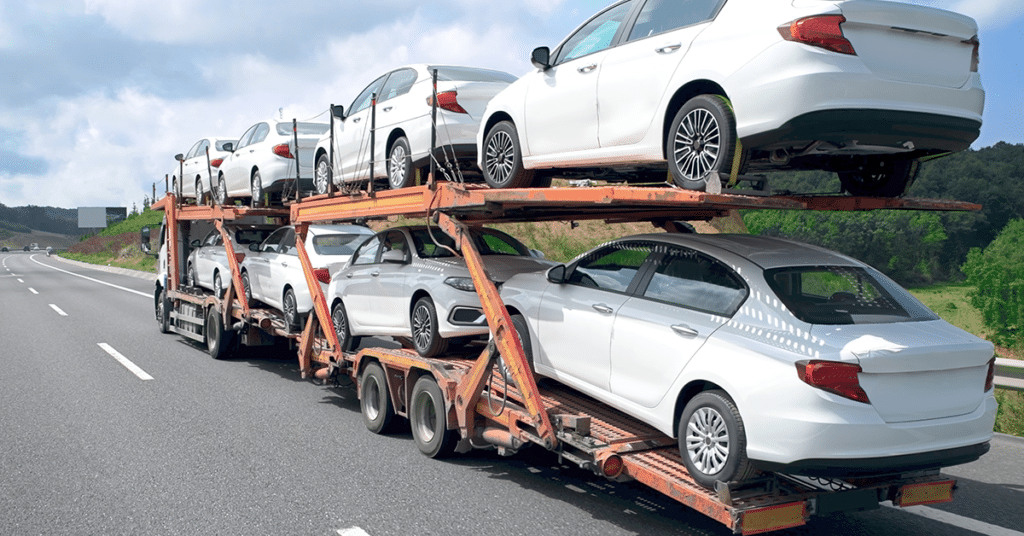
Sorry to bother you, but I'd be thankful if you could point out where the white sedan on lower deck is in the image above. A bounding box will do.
[499,233,995,488]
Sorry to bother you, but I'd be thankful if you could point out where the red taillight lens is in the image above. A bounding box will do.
[312,268,331,285]
[779,15,856,55]
[796,360,870,403]
[273,143,294,159]
[210,158,224,168]
[965,36,980,72]
[984,357,995,392]
[426,90,468,114]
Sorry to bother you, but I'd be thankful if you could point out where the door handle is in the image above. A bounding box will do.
[353,117,362,123]
[656,43,682,54]
[671,324,699,337]
[383,106,393,112]
[346,273,353,278]
[281,262,287,268]
[592,303,614,314]
[577,64,597,74]
[371,271,380,277]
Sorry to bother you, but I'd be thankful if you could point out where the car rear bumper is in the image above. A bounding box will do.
[752,441,990,477]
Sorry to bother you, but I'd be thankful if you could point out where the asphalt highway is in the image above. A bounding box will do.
[1,251,1021,536]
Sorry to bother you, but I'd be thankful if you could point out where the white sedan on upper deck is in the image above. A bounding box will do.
[478,0,983,197]
[170,137,235,202]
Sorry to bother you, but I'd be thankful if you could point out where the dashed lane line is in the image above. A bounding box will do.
[29,288,38,294]
[336,528,372,536]
[49,304,68,316]
[30,256,149,298]
[885,503,1024,536]
[17,278,23,283]
[98,343,153,381]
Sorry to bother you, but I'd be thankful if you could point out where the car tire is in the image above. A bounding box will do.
[205,305,235,360]
[483,121,534,189]
[283,288,300,331]
[156,287,171,334]
[411,296,447,357]
[315,153,332,195]
[838,158,917,198]
[331,301,359,352]
[251,170,264,208]
[195,179,206,205]
[360,362,395,434]
[213,271,224,298]
[215,174,228,205]
[241,270,253,307]
[667,95,740,192]
[409,375,458,458]
[187,264,197,288]
[499,313,535,385]
[387,136,413,189]
[678,390,756,489]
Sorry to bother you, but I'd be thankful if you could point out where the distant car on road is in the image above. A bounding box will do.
[1,246,8,252]
[170,137,236,203]
[23,246,30,252]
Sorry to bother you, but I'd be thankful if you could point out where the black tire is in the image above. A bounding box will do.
[411,297,447,357]
[205,305,235,360]
[387,136,413,189]
[667,95,739,191]
[678,390,756,489]
[838,158,917,197]
[360,362,395,434]
[331,301,360,352]
[482,121,534,189]
[156,287,171,334]
[186,264,197,288]
[213,271,224,298]
[195,179,206,205]
[251,170,264,208]
[409,375,457,458]
[283,288,300,331]
[500,313,535,384]
[215,174,228,205]
[314,153,332,195]
[241,271,253,307]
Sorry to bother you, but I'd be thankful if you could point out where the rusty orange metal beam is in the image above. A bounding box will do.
[293,224,344,378]
[165,193,180,293]
[215,220,250,318]
[785,195,981,212]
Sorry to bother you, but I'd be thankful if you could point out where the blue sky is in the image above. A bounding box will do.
[0,0,1020,210]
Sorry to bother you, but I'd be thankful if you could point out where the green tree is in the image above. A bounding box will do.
[962,219,1024,350]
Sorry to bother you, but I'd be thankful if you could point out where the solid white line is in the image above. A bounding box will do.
[30,256,150,297]
[336,528,372,536]
[49,304,68,316]
[886,504,1024,536]
[97,343,153,381]
[29,288,38,294]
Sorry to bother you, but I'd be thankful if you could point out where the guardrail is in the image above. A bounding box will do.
[995,358,1024,392]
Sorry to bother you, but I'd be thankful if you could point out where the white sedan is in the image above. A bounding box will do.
[478,0,983,197]
[169,137,235,202]
[186,225,275,297]
[241,224,375,331]
[499,233,995,488]
[216,120,329,207]
[313,64,517,192]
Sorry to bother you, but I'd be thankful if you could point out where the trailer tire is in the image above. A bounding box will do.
[667,95,738,192]
[205,306,235,360]
[483,121,534,189]
[360,362,395,434]
[679,390,755,489]
[156,287,171,334]
[410,376,457,458]
[387,136,413,189]
[411,297,447,357]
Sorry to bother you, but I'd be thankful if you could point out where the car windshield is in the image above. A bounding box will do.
[765,265,939,325]
[312,233,372,256]
[410,228,530,258]
[276,122,329,136]
[430,66,517,84]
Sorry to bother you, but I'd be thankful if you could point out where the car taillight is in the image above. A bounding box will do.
[312,268,331,285]
[984,357,995,392]
[964,36,980,72]
[426,91,468,114]
[273,143,294,159]
[778,15,856,55]
[210,158,224,168]
[796,360,870,403]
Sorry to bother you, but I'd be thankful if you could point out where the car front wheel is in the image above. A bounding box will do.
[315,153,332,195]
[678,390,756,489]
[251,170,264,208]
[668,95,740,192]
[411,297,447,357]
[215,174,228,205]
[387,136,413,189]
[483,121,534,189]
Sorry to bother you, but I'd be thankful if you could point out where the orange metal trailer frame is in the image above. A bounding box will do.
[153,183,976,534]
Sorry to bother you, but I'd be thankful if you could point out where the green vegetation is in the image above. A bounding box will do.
[962,218,1024,352]
[61,250,156,273]
[994,390,1024,437]
[98,207,164,237]
[909,284,993,341]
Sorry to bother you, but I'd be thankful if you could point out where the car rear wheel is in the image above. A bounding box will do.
[331,301,359,352]
[251,170,264,208]
[838,158,916,197]
[411,297,447,357]
[668,95,740,192]
[483,121,534,189]
[679,390,755,489]
[213,272,224,298]
[241,271,253,307]
[187,264,196,288]
[195,179,206,205]
[410,375,458,458]
[315,153,332,195]
[360,362,395,434]
[388,136,413,189]
[499,313,535,385]
[283,288,300,331]
[215,174,228,205]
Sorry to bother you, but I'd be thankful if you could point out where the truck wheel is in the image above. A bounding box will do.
[678,390,755,489]
[483,121,534,189]
[387,136,413,189]
[410,376,457,458]
[283,288,300,331]
[667,95,738,191]
[360,362,395,434]
[205,306,235,360]
[156,287,171,334]
[411,297,447,357]
[331,301,359,352]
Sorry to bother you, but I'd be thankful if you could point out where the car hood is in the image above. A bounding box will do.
[422,255,554,283]
[811,320,993,373]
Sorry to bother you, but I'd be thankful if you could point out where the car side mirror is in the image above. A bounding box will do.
[222,142,234,152]
[190,239,201,248]
[546,264,567,284]
[331,104,345,119]
[140,226,151,254]
[381,249,407,264]
[531,46,551,70]
[249,243,260,252]
[174,153,184,162]
[530,249,545,259]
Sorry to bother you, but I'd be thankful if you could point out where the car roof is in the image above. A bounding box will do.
[622,233,862,270]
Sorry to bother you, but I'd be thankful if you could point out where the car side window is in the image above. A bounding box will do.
[379,68,418,102]
[236,125,258,150]
[350,75,388,114]
[381,230,409,259]
[251,123,270,145]
[352,235,382,266]
[203,231,219,247]
[261,228,289,253]
[627,0,723,42]
[642,246,747,316]
[186,141,204,159]
[278,228,298,256]
[567,241,653,293]
[556,1,635,64]
[197,140,210,157]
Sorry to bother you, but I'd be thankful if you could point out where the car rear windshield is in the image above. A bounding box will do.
[234,229,273,245]
[276,122,329,136]
[765,265,938,325]
[430,66,517,84]
[312,233,372,256]
[410,227,529,258]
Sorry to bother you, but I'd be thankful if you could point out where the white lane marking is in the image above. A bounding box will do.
[566,484,587,493]
[336,528,372,536]
[30,256,149,297]
[98,343,154,381]
[886,504,1024,536]
[49,304,68,316]
[17,278,24,283]
[29,288,38,294]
